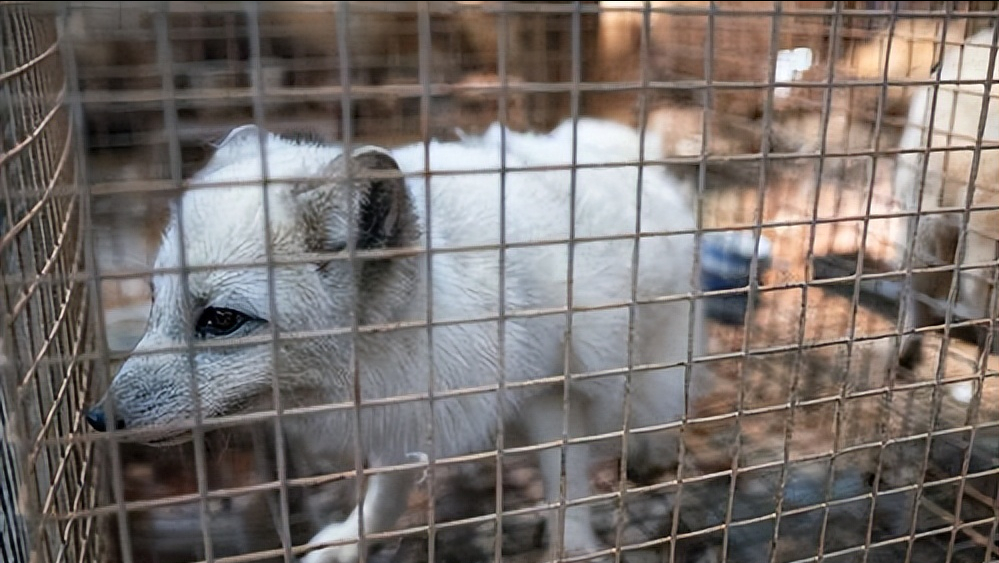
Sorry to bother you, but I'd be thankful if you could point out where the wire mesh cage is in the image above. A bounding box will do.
[1,3,105,563]
[2,2,998,563]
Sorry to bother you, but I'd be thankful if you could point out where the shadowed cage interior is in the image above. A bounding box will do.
[1,2,997,563]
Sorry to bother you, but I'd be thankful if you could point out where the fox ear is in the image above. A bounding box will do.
[199,124,273,177]
[296,146,418,253]
[215,124,265,149]
[304,147,421,325]
[348,147,414,250]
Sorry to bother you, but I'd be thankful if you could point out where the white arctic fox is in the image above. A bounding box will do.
[87,118,712,562]
[892,26,998,365]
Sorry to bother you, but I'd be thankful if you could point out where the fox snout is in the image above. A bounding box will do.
[83,354,198,438]
[84,405,125,432]
[83,345,277,440]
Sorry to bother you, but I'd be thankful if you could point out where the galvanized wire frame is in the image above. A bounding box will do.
[1,1,996,563]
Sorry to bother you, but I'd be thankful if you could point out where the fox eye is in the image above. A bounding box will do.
[195,307,252,337]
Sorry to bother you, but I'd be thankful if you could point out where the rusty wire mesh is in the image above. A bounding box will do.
[1,3,105,563]
[2,2,998,563]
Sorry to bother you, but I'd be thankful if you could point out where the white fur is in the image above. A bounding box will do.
[96,118,710,562]
[892,27,998,360]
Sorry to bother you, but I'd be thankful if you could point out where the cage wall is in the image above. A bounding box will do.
[1,3,108,563]
[3,2,998,563]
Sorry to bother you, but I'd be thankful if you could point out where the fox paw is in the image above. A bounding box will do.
[301,522,361,563]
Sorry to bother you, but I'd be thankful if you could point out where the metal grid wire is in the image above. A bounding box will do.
[2,2,998,563]
[1,3,104,563]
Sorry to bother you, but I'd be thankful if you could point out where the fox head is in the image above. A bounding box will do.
[86,126,420,442]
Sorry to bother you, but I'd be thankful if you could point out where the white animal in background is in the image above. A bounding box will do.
[85,118,712,562]
[892,26,999,366]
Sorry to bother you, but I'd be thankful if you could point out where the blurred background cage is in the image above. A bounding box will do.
[2,1,998,563]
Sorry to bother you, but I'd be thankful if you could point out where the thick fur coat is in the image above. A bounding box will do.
[89,118,711,562]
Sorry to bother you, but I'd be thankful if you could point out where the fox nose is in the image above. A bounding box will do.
[85,407,125,432]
